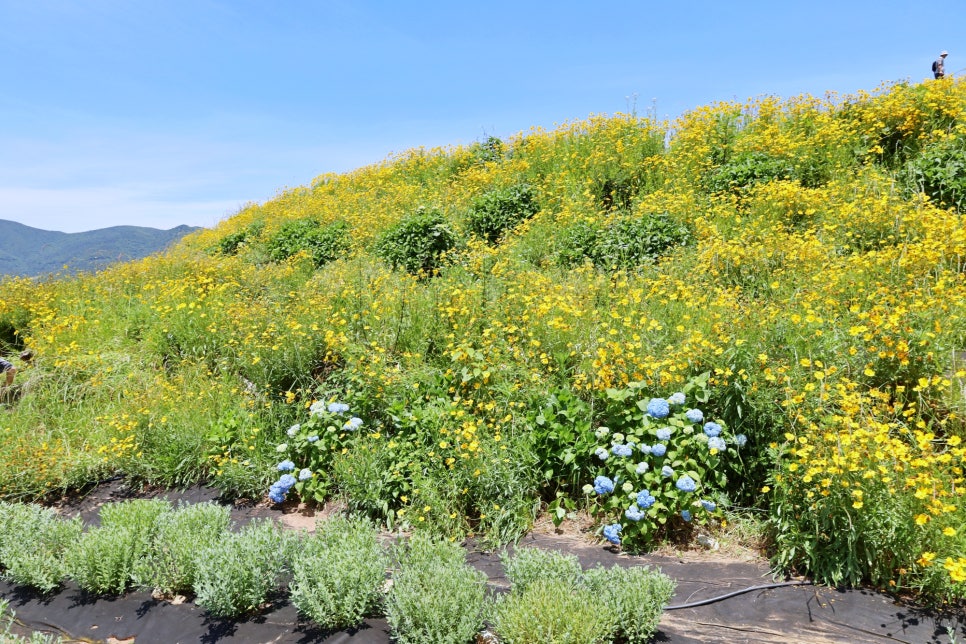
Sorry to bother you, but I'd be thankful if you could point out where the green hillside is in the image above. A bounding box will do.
[2,79,966,602]
[0,219,200,277]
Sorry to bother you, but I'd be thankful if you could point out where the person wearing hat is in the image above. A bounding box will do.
[0,357,15,388]
[934,51,948,79]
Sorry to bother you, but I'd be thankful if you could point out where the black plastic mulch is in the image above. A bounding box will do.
[1,479,963,644]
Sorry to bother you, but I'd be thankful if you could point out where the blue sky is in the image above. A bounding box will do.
[0,1,961,233]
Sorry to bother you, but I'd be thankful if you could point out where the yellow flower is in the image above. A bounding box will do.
[917,552,936,567]
[943,557,966,583]
[943,527,957,537]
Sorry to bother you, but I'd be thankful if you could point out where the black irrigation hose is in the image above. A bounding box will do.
[664,579,814,611]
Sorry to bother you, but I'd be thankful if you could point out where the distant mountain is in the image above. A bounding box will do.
[0,220,202,277]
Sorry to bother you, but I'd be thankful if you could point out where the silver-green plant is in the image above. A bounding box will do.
[491,577,616,644]
[0,503,82,593]
[500,546,582,594]
[385,534,488,644]
[581,564,675,644]
[132,501,231,596]
[67,525,142,596]
[288,516,389,630]
[99,497,173,563]
[192,518,287,618]
[67,499,173,596]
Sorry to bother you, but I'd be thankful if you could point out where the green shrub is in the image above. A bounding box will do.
[556,221,602,268]
[216,220,265,256]
[529,388,597,497]
[67,527,144,595]
[193,518,288,618]
[407,431,541,546]
[330,438,412,526]
[385,534,488,644]
[266,218,351,267]
[67,499,172,596]
[375,208,459,276]
[270,399,369,507]
[98,498,172,543]
[501,547,582,594]
[588,375,747,550]
[0,307,30,352]
[289,516,389,630]
[557,214,690,270]
[468,136,506,165]
[132,501,231,596]
[706,151,793,194]
[491,577,615,644]
[0,503,82,593]
[904,137,966,211]
[593,213,691,269]
[769,465,922,590]
[582,564,675,644]
[466,184,540,244]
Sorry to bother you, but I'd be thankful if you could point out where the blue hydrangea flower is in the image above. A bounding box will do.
[704,422,722,437]
[268,484,287,504]
[661,465,674,478]
[307,434,319,443]
[735,434,748,448]
[328,402,350,414]
[700,499,717,512]
[656,427,672,441]
[269,472,298,503]
[676,475,697,493]
[602,523,622,545]
[309,401,326,416]
[625,505,645,522]
[611,443,633,457]
[635,461,649,475]
[651,443,667,457]
[593,475,615,495]
[685,409,704,424]
[646,398,670,419]
[708,436,727,451]
[343,416,363,431]
[595,447,609,461]
[668,392,686,405]
[298,468,313,481]
[277,460,295,472]
[637,490,656,509]
[681,510,692,522]
[287,423,301,437]
[639,443,652,455]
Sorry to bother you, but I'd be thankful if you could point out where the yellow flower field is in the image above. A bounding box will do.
[1,78,965,601]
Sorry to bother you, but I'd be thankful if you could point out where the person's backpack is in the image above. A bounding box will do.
[932,60,938,73]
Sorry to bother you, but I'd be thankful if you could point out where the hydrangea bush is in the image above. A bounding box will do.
[586,374,746,550]
[268,400,363,504]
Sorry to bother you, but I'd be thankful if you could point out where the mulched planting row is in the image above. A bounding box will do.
[1,479,962,644]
